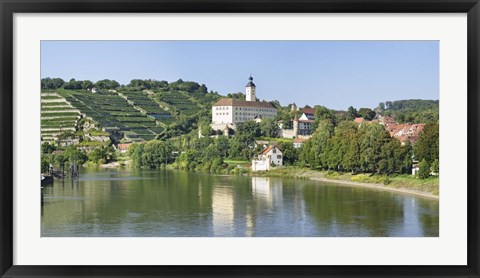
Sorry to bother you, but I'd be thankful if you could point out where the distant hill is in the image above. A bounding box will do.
[380,99,439,124]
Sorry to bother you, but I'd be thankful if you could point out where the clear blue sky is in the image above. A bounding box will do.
[41,41,438,110]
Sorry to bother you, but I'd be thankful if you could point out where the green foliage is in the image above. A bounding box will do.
[140,140,175,169]
[300,119,334,169]
[41,142,56,154]
[277,141,298,166]
[417,159,431,179]
[358,108,376,121]
[63,146,87,165]
[128,141,175,169]
[259,118,278,138]
[41,155,50,173]
[346,106,359,121]
[63,78,83,90]
[41,77,65,90]
[54,154,65,167]
[414,123,439,164]
[88,146,116,164]
[226,92,245,100]
[350,173,390,185]
[431,159,439,175]
[94,79,120,90]
[312,106,337,130]
[383,99,439,124]
[128,79,168,90]
[301,122,413,174]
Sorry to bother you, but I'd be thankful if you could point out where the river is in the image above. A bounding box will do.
[41,168,439,237]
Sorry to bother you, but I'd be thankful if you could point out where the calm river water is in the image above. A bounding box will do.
[41,169,439,237]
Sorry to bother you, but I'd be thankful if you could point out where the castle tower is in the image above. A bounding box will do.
[245,76,256,102]
[293,114,299,137]
[291,103,297,112]
[223,125,230,137]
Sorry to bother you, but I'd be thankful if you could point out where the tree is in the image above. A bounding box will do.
[63,146,87,165]
[63,78,82,90]
[377,102,386,113]
[359,123,390,172]
[417,158,431,179]
[81,80,94,90]
[314,105,336,122]
[260,118,278,138]
[300,119,334,168]
[88,148,106,164]
[128,143,144,168]
[278,142,298,166]
[41,142,56,154]
[431,159,439,175]
[141,140,174,169]
[311,105,337,131]
[41,77,65,89]
[54,154,65,168]
[95,79,120,90]
[335,121,360,172]
[41,155,50,173]
[358,108,376,121]
[414,123,439,164]
[214,136,230,158]
[198,117,213,137]
[346,106,359,121]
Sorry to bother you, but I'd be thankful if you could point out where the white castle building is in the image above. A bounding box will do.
[211,76,277,131]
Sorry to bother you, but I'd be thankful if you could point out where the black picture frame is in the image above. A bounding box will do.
[1,0,479,277]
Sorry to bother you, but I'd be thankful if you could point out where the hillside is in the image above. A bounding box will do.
[379,99,439,124]
[41,80,221,143]
[41,92,81,141]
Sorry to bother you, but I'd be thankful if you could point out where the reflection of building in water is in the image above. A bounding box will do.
[251,177,283,206]
[211,187,235,236]
[211,177,285,236]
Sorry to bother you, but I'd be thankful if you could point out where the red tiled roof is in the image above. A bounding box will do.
[260,145,281,155]
[293,138,306,143]
[354,117,365,123]
[213,98,276,109]
[260,145,274,155]
[300,107,315,115]
[118,143,131,150]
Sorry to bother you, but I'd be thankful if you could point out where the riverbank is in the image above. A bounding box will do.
[253,167,439,199]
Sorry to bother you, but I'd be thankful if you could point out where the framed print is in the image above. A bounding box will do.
[1,0,479,277]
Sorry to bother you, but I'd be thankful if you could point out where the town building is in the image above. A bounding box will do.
[117,143,132,154]
[293,138,307,148]
[353,114,425,145]
[211,76,277,131]
[279,106,315,138]
[251,145,283,171]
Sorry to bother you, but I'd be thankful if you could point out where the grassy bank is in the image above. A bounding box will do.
[253,166,439,197]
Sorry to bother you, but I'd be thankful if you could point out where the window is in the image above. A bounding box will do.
[273,149,276,154]
[277,155,282,159]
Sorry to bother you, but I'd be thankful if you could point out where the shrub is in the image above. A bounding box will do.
[417,159,431,179]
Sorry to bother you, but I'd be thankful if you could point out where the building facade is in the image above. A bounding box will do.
[211,76,277,130]
[251,145,283,171]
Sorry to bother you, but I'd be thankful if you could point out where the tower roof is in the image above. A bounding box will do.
[245,76,256,87]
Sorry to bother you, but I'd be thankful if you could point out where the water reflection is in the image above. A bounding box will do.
[41,169,439,237]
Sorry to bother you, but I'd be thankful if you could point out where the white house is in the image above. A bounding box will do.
[211,76,277,131]
[251,145,283,171]
[293,138,306,148]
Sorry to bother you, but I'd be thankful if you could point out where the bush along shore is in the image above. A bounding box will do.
[251,166,439,199]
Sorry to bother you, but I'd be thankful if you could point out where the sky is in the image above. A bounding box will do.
[41,41,439,110]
